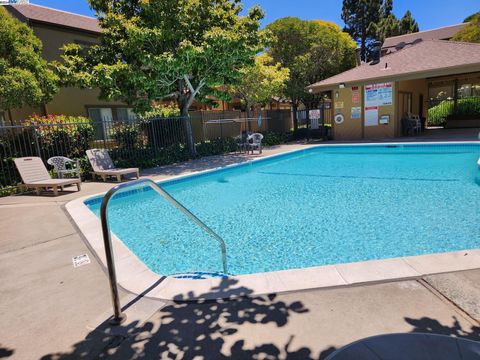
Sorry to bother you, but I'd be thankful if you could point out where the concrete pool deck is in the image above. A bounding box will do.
[1,138,480,359]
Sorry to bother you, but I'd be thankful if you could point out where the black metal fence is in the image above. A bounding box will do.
[0,110,294,193]
[0,116,189,192]
[428,96,480,127]
[295,101,334,138]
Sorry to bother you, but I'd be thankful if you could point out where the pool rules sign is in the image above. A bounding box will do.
[364,83,392,126]
[364,83,393,107]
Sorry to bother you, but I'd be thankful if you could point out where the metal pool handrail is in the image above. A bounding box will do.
[100,178,228,325]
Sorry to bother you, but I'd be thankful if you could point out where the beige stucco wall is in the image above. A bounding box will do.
[332,86,363,140]
[32,24,99,61]
[332,82,397,140]
[396,78,428,132]
[46,88,124,118]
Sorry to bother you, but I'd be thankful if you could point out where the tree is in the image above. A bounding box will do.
[464,12,480,23]
[371,9,419,43]
[229,54,289,120]
[0,7,57,118]
[341,0,382,62]
[452,13,480,43]
[265,18,356,130]
[56,0,264,155]
[369,14,401,43]
[343,0,419,56]
[399,10,419,34]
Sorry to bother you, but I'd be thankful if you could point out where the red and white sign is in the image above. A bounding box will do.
[364,106,378,127]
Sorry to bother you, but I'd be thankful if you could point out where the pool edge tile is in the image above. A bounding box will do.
[402,249,480,276]
[335,258,421,284]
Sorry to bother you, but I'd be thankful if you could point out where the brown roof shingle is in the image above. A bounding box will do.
[308,40,480,91]
[382,23,467,51]
[6,3,100,34]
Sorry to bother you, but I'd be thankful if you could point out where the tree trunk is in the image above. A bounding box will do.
[292,103,298,132]
[246,102,252,132]
[180,103,196,157]
[177,80,196,157]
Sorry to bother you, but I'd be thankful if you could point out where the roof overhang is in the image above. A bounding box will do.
[307,64,480,93]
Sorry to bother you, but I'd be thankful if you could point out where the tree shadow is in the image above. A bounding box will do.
[0,345,14,358]
[41,277,337,359]
[405,315,480,341]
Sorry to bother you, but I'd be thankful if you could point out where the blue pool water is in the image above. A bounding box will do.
[86,143,480,276]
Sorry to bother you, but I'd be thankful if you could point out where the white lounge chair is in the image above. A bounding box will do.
[86,149,139,182]
[14,157,81,196]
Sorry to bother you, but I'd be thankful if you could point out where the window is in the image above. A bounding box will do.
[87,108,113,139]
[429,84,454,101]
[116,108,137,122]
[457,81,480,99]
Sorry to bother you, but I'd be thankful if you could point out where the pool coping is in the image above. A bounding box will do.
[66,141,480,301]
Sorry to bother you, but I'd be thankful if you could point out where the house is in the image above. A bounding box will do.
[307,25,480,141]
[1,3,137,125]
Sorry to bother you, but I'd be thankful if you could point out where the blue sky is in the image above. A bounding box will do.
[31,0,478,30]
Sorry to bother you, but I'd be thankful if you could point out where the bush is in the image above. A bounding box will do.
[109,143,190,169]
[139,103,181,119]
[428,97,480,126]
[261,131,287,146]
[196,138,237,156]
[428,101,452,126]
[24,114,95,158]
[110,123,141,149]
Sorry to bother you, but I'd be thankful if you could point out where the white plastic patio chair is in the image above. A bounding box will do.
[247,133,264,154]
[47,156,81,179]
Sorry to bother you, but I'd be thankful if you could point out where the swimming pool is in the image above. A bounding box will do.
[85,143,480,276]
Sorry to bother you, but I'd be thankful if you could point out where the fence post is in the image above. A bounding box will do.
[151,118,158,154]
[31,125,42,158]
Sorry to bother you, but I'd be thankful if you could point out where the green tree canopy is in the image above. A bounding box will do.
[55,0,264,154]
[371,9,419,43]
[0,7,57,114]
[228,54,289,117]
[464,12,480,23]
[452,13,480,43]
[343,0,419,57]
[265,17,356,129]
[341,0,382,61]
[399,10,419,34]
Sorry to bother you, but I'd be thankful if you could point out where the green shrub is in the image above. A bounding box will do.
[428,101,452,126]
[139,103,181,119]
[24,114,95,158]
[109,143,190,168]
[261,131,287,146]
[110,123,141,149]
[428,97,480,126]
[196,138,238,156]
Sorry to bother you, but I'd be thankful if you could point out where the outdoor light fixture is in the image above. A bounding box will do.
[308,88,313,93]
[339,83,345,89]
[335,91,340,98]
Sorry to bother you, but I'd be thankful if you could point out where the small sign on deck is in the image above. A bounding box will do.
[72,254,91,268]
